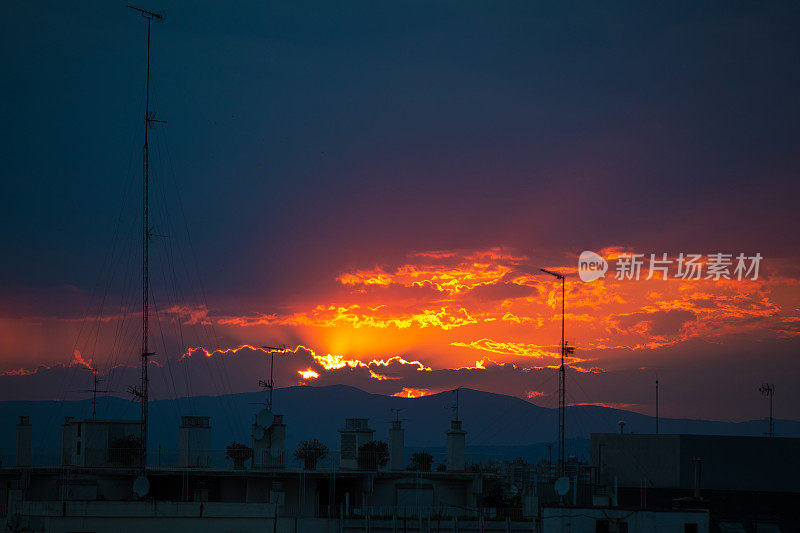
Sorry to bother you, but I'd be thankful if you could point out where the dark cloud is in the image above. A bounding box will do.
[614,309,697,338]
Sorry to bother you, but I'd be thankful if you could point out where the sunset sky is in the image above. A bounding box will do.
[2,1,799,422]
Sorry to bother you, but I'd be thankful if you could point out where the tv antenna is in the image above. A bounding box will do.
[259,345,290,409]
[447,387,463,421]
[540,268,573,476]
[390,408,403,423]
[86,368,110,420]
[70,367,113,420]
[126,4,165,472]
[759,383,775,437]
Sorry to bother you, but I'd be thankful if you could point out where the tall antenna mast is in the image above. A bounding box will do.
[540,268,573,476]
[127,5,163,471]
[260,345,288,409]
[759,383,775,437]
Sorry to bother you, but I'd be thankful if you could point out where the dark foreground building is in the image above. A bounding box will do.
[590,433,800,532]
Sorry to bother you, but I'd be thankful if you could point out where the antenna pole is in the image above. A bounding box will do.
[448,387,462,421]
[760,384,775,437]
[540,268,570,476]
[560,275,565,474]
[270,350,275,407]
[92,368,99,420]
[261,345,288,409]
[141,10,152,473]
[128,5,162,472]
[770,387,774,437]
[655,376,659,435]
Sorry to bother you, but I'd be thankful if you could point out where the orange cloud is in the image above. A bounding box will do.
[172,247,800,378]
[5,246,799,414]
[392,387,432,398]
[298,368,320,379]
[71,348,92,369]
[336,248,523,296]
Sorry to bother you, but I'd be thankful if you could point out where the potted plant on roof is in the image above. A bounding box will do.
[410,451,433,472]
[358,440,390,471]
[226,441,253,470]
[294,439,329,470]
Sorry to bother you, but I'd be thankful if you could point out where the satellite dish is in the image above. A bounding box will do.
[253,426,266,440]
[133,476,150,498]
[269,444,283,459]
[554,476,570,496]
[256,409,274,429]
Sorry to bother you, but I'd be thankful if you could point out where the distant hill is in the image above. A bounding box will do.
[1,385,796,466]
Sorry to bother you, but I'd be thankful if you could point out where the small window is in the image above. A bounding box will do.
[618,523,628,533]
[76,442,81,455]
[685,524,698,533]
[77,423,81,437]
[596,520,610,533]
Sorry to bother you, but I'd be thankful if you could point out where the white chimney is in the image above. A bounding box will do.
[338,418,374,470]
[446,419,466,472]
[16,416,32,467]
[178,416,211,467]
[388,420,404,470]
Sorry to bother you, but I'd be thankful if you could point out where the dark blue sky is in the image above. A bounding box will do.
[4,1,799,307]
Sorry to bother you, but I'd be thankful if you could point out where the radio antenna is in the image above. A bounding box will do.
[540,268,573,476]
[126,4,164,471]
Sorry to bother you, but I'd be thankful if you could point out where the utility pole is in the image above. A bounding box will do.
[260,345,289,409]
[127,5,163,471]
[540,268,573,476]
[759,383,775,437]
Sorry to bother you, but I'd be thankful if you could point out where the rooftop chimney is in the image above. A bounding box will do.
[16,416,32,467]
[339,418,374,470]
[388,420,404,470]
[179,416,211,467]
[446,419,466,472]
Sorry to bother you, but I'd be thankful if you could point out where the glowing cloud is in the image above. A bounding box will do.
[392,387,432,398]
[298,368,320,379]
